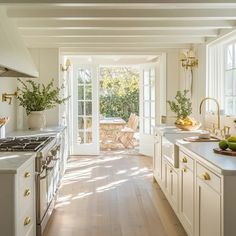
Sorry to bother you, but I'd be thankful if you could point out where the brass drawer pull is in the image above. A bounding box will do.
[24,217,31,226]
[201,172,211,181]
[24,172,31,178]
[182,157,188,163]
[24,189,31,197]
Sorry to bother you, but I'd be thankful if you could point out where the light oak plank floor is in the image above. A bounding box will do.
[43,154,187,236]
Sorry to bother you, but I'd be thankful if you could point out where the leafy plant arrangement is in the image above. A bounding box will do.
[167,90,192,120]
[17,79,69,115]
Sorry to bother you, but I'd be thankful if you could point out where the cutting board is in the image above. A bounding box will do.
[213,148,236,156]
[183,136,220,142]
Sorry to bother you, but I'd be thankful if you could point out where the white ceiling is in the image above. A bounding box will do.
[2,1,236,53]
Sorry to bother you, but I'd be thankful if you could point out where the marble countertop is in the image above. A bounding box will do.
[0,126,66,174]
[177,140,236,175]
[0,151,35,174]
[155,125,204,143]
[8,126,66,137]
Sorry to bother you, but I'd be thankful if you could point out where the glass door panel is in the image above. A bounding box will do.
[72,64,99,155]
[139,63,158,157]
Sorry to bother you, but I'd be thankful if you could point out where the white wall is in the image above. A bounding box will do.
[19,48,60,129]
[179,45,207,121]
[165,50,181,123]
[0,78,17,133]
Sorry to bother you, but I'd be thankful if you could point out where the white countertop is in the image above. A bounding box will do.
[0,152,35,174]
[0,126,66,174]
[8,126,66,137]
[155,125,203,143]
[177,140,236,175]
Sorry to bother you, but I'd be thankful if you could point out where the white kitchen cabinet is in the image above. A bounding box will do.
[179,151,194,236]
[165,160,178,212]
[195,163,221,236]
[0,156,35,236]
[153,134,162,181]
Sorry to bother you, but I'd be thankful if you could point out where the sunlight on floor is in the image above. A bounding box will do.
[54,154,152,210]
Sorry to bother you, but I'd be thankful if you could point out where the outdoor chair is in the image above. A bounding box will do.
[118,114,139,148]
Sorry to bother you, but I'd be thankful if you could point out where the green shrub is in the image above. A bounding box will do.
[100,67,139,121]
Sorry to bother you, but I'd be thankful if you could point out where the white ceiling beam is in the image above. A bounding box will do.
[2,0,236,4]
[16,19,234,29]
[7,8,236,20]
[27,44,191,50]
[22,36,204,44]
[4,3,236,10]
[19,29,218,37]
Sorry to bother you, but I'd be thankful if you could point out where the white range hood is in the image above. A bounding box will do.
[0,8,38,78]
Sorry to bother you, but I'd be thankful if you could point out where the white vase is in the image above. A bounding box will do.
[28,111,46,130]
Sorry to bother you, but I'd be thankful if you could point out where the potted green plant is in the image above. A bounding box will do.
[167,90,200,130]
[17,79,69,130]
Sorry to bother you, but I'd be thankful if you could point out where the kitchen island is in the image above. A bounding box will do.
[154,125,236,236]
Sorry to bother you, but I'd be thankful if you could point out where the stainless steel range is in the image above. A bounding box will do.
[0,135,62,236]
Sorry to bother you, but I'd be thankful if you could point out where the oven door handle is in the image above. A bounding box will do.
[46,166,54,171]
[40,174,47,180]
[39,166,54,180]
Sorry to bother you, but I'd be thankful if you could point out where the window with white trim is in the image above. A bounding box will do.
[224,41,236,115]
[207,38,236,116]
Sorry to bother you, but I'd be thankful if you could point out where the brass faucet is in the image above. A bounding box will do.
[199,97,220,130]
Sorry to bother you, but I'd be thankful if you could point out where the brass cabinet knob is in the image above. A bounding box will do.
[24,171,31,178]
[24,217,31,226]
[183,168,187,172]
[24,189,31,197]
[182,157,188,163]
[170,169,173,173]
[201,172,211,181]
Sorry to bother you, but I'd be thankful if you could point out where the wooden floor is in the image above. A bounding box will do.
[43,154,187,236]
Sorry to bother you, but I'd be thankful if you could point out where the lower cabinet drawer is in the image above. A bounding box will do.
[196,162,221,193]
[19,183,34,218]
[19,162,34,190]
[179,151,194,171]
[19,207,34,236]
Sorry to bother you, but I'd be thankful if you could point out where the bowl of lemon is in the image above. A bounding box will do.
[175,116,201,131]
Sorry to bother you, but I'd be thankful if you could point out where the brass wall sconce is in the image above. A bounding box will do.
[61,59,71,72]
[2,91,18,105]
[180,49,198,70]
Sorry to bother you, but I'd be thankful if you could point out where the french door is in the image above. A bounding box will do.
[71,63,99,155]
[139,63,159,157]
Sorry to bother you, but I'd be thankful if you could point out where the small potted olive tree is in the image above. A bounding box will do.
[167,90,201,130]
[17,79,68,130]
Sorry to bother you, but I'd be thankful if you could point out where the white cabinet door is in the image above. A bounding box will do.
[165,162,178,211]
[179,167,194,235]
[153,135,162,181]
[196,178,221,236]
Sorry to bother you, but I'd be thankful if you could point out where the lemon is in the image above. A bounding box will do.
[227,136,236,143]
[219,140,228,150]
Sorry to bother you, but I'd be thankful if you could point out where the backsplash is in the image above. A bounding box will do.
[205,114,236,136]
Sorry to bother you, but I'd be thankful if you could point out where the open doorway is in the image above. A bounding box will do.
[99,66,140,153]
[62,55,166,157]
